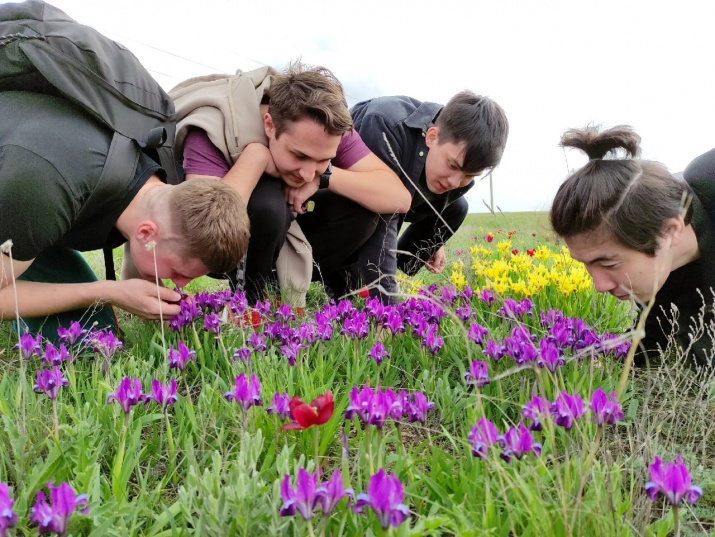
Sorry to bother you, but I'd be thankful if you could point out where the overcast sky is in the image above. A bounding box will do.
[43,0,715,212]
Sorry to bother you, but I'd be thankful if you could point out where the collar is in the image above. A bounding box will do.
[404,101,443,132]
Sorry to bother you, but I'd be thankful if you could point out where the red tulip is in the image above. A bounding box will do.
[281,391,334,430]
[357,288,370,299]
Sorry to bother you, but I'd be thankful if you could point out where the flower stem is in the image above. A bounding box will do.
[314,426,320,474]
[52,398,59,440]
[306,518,316,537]
[673,505,680,537]
[366,425,374,474]
[377,427,384,470]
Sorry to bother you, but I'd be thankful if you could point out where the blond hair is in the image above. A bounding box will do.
[164,179,250,274]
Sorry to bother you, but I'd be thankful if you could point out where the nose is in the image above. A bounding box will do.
[172,276,191,288]
[589,268,614,294]
[299,162,317,182]
[446,172,463,189]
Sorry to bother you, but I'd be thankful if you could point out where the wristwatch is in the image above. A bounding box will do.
[319,162,332,189]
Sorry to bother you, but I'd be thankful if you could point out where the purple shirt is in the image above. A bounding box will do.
[183,127,371,177]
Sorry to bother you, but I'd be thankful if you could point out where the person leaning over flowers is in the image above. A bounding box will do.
[0,92,250,343]
[549,124,715,366]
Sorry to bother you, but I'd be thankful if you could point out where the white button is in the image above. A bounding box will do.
[422,132,426,137]
[419,151,424,157]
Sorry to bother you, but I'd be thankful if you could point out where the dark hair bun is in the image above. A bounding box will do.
[560,125,641,160]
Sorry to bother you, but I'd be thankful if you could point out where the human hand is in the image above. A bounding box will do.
[242,143,279,178]
[110,279,182,319]
[425,246,447,274]
[284,180,320,214]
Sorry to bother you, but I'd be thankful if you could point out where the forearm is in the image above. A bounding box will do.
[185,143,271,203]
[328,166,411,214]
[0,279,115,320]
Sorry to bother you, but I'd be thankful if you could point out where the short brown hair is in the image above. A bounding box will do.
[435,91,509,172]
[550,125,692,256]
[166,179,250,273]
[268,61,353,138]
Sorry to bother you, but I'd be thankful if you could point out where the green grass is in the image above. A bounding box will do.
[1,212,713,537]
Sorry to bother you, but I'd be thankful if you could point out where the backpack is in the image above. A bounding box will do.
[0,0,182,279]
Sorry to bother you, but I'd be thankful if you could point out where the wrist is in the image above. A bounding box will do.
[319,163,333,189]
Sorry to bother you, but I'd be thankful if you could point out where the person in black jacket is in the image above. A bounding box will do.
[344,91,509,303]
[550,125,715,367]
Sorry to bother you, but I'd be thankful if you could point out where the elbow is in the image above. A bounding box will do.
[395,191,412,214]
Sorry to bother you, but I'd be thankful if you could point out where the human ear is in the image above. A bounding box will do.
[662,216,686,246]
[134,221,159,247]
[425,126,440,149]
[264,113,276,139]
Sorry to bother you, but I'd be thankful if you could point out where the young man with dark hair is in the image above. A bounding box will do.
[0,91,250,341]
[341,91,509,303]
[175,63,410,304]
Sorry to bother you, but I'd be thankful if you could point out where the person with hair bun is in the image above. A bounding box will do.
[550,125,715,366]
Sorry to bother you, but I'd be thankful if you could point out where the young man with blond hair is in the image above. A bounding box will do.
[0,91,250,340]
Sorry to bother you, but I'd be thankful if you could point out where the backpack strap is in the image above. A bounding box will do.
[97,133,141,281]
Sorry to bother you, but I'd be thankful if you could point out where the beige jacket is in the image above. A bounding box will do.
[170,67,312,306]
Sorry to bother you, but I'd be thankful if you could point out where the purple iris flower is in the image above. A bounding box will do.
[589,388,624,426]
[233,347,252,365]
[107,377,144,414]
[521,394,550,432]
[482,339,505,361]
[168,341,196,371]
[248,333,267,352]
[342,312,370,339]
[464,360,491,388]
[388,389,409,421]
[365,297,390,323]
[551,391,585,430]
[12,332,42,360]
[263,321,284,341]
[314,312,334,341]
[30,481,89,536]
[353,469,409,530]
[275,303,295,322]
[540,308,564,328]
[498,298,521,320]
[316,470,354,515]
[468,323,489,345]
[368,342,390,365]
[225,373,262,411]
[33,367,69,401]
[203,313,221,334]
[421,324,443,355]
[461,284,474,300]
[408,392,434,424]
[597,334,631,359]
[144,379,178,412]
[280,341,306,367]
[0,482,18,536]
[266,392,292,421]
[410,314,429,338]
[366,388,392,429]
[280,468,319,520]
[294,322,316,345]
[468,416,500,458]
[537,339,565,372]
[88,329,123,361]
[382,309,405,336]
[644,455,702,506]
[57,321,86,347]
[254,299,271,316]
[498,422,542,463]
[439,285,457,305]
[456,305,472,321]
[336,300,356,319]
[345,385,375,423]
[228,290,248,315]
[42,343,70,367]
[478,289,496,307]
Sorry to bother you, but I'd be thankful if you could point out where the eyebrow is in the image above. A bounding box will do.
[293,149,336,161]
[582,254,620,264]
